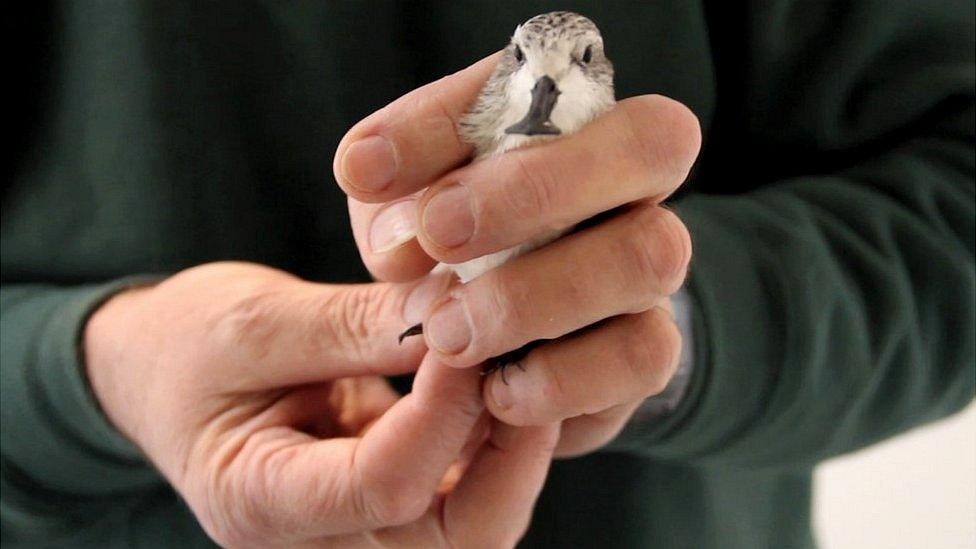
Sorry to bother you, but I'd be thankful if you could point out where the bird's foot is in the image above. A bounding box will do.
[482,342,538,384]
[398,323,424,344]
[401,325,539,386]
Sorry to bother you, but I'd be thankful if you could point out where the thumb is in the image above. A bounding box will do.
[349,195,438,282]
[224,273,451,389]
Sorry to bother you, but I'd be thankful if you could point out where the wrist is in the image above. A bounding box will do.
[83,284,155,446]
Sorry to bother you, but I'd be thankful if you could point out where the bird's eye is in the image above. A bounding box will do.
[581,45,593,64]
[514,45,524,63]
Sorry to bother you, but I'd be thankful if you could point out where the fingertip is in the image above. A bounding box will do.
[400,272,454,337]
[483,370,542,427]
[334,52,502,203]
[366,239,438,283]
[338,134,399,196]
[348,196,438,282]
[618,95,702,180]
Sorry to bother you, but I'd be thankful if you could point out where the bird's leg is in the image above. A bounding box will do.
[398,323,424,344]
[481,341,541,384]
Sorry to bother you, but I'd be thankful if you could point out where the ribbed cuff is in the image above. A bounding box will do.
[2,277,163,494]
[601,194,785,462]
[601,285,708,455]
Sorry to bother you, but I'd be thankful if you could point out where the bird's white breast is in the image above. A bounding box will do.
[447,228,568,283]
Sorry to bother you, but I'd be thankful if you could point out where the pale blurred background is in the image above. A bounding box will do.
[814,402,976,549]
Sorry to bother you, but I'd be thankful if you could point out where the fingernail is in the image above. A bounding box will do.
[422,184,475,248]
[341,135,397,192]
[402,275,448,325]
[491,376,516,410]
[369,199,417,253]
[426,297,472,354]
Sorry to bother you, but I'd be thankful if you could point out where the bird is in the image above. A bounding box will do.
[400,11,616,379]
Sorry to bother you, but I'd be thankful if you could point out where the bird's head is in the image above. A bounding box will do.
[501,12,615,140]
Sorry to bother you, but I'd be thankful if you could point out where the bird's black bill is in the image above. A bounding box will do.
[505,75,562,136]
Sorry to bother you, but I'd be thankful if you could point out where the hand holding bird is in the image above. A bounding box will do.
[337,11,701,456]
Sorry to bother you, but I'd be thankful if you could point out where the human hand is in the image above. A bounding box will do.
[336,55,700,457]
[84,262,559,547]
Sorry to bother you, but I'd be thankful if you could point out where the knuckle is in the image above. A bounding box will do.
[626,207,692,296]
[417,87,466,152]
[654,311,684,383]
[214,286,286,358]
[621,311,681,396]
[322,285,398,360]
[654,208,694,293]
[533,353,571,413]
[620,96,702,184]
[482,268,532,341]
[652,96,703,172]
[616,101,659,182]
[504,153,562,226]
[621,213,667,304]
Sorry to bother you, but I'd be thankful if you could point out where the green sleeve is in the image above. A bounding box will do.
[0,282,214,547]
[609,2,975,466]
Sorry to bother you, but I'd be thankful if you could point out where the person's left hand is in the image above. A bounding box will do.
[334,55,700,457]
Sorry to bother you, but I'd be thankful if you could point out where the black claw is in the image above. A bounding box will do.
[481,343,536,384]
[398,323,424,344]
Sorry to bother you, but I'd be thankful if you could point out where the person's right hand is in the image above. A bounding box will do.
[84,261,558,548]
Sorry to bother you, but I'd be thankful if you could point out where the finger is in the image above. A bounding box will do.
[190,384,365,546]
[423,204,691,367]
[324,419,554,548]
[322,377,401,437]
[335,53,501,203]
[348,195,437,282]
[415,95,701,263]
[215,278,450,390]
[224,353,486,543]
[439,412,491,495]
[554,401,641,458]
[484,308,681,426]
[349,353,486,530]
[441,421,560,548]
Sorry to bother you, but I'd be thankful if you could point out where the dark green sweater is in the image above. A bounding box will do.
[2,2,973,547]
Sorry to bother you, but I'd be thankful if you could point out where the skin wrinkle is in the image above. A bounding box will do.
[200,400,291,545]
[481,267,537,345]
[348,435,383,532]
[627,310,679,397]
[646,208,694,295]
[422,87,469,162]
[357,407,437,526]
[616,102,662,193]
[628,208,686,297]
[507,152,564,231]
[247,432,308,540]
[435,495,460,549]
[319,285,401,377]
[536,351,570,419]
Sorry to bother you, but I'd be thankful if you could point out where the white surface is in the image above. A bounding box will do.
[814,402,976,549]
